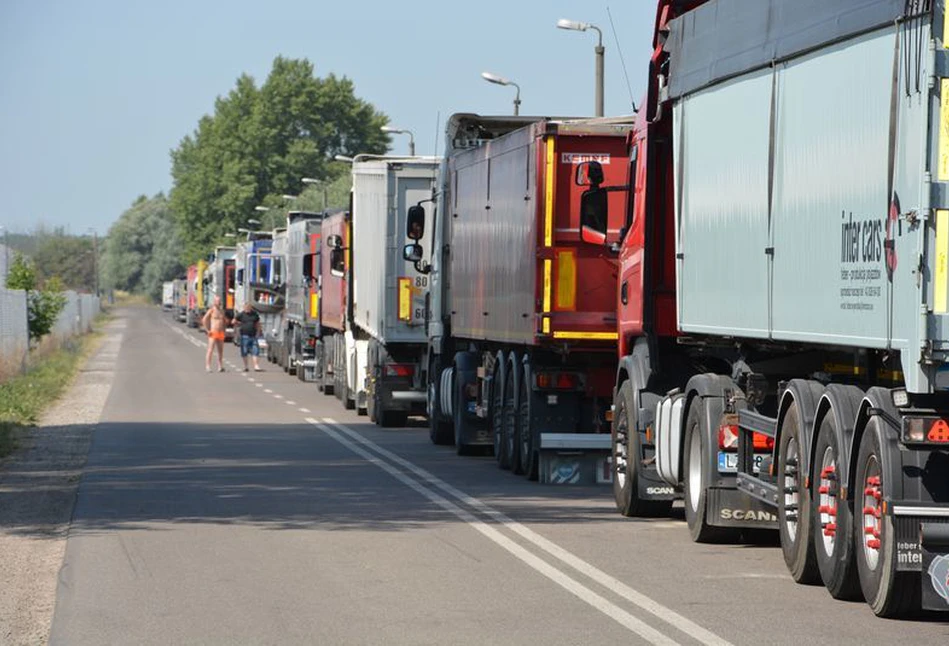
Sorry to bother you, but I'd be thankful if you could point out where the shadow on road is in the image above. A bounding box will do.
[0,421,640,538]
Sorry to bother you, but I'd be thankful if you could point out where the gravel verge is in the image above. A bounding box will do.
[0,314,125,645]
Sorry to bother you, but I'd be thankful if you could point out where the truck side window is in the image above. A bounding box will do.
[624,144,638,238]
[330,248,345,276]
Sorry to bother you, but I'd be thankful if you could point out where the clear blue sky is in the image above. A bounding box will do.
[0,0,655,235]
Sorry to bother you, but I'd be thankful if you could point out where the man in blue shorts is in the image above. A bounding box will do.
[232,303,263,372]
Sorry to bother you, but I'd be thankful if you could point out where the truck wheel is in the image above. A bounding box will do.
[683,398,736,542]
[613,381,671,517]
[492,357,510,469]
[778,402,821,584]
[340,354,354,410]
[453,370,474,456]
[518,362,539,480]
[854,417,918,617]
[812,410,860,600]
[428,361,453,445]
[505,356,523,473]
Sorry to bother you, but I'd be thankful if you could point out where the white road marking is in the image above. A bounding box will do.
[306,417,679,646]
[264,389,273,394]
[248,378,255,383]
[286,401,296,406]
[321,417,731,646]
[273,394,283,400]
[299,408,310,413]
[255,384,263,388]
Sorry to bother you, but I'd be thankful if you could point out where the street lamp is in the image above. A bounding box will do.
[254,206,270,212]
[281,194,297,201]
[334,154,354,163]
[481,72,521,116]
[557,18,604,117]
[246,218,261,226]
[380,126,416,156]
[86,227,99,296]
[302,177,329,209]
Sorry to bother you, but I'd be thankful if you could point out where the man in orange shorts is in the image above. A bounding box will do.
[202,296,228,372]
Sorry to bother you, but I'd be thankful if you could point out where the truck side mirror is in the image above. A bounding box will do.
[330,248,345,277]
[403,243,423,263]
[580,188,608,246]
[326,234,343,249]
[406,205,425,240]
[574,161,604,188]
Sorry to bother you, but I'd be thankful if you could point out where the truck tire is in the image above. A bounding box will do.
[613,381,671,517]
[683,398,737,542]
[778,402,821,584]
[518,361,539,480]
[428,360,453,446]
[453,369,474,456]
[342,359,355,410]
[505,355,523,473]
[492,356,510,469]
[854,416,918,617]
[812,408,860,600]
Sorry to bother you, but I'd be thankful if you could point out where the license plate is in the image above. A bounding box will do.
[718,452,763,474]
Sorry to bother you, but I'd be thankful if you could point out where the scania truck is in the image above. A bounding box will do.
[577,0,949,617]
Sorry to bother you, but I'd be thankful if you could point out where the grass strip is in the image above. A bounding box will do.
[0,314,109,458]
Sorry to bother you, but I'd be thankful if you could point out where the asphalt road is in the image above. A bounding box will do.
[46,308,949,644]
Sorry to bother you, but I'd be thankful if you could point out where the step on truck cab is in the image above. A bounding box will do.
[411,114,632,483]
[341,156,439,427]
[579,0,949,618]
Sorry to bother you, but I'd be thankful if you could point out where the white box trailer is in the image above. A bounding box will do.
[346,157,439,425]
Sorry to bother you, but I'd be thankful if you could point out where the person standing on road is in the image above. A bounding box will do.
[202,296,227,373]
[233,302,263,372]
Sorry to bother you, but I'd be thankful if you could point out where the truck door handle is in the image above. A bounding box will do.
[621,281,628,305]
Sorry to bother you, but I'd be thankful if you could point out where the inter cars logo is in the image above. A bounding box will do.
[928,554,949,605]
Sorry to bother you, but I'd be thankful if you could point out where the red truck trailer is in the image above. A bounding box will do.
[575,0,949,618]
[413,115,642,484]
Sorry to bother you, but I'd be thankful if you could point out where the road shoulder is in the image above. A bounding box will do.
[0,314,124,645]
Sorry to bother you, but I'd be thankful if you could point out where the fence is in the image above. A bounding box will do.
[0,288,29,381]
[0,288,101,382]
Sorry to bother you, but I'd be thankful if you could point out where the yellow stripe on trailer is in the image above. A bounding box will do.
[940,79,949,181]
[310,292,319,319]
[544,136,555,247]
[551,331,619,341]
[398,278,412,321]
[542,258,552,314]
[936,209,949,314]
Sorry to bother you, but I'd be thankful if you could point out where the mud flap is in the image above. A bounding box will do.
[921,522,949,611]
[636,463,679,500]
[706,486,778,529]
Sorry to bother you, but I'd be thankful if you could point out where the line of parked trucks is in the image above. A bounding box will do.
[160,0,949,618]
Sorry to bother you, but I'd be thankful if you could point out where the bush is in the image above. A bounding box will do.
[5,254,67,342]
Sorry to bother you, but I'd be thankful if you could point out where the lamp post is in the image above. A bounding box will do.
[557,18,604,117]
[380,126,416,156]
[481,72,521,116]
[302,177,329,209]
[86,228,99,296]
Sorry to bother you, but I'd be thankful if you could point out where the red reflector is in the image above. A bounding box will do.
[385,363,414,377]
[718,424,739,450]
[555,372,577,389]
[928,419,949,443]
[307,337,317,347]
[752,432,774,451]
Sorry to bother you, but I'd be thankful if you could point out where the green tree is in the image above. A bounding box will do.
[170,57,389,261]
[32,232,97,292]
[5,254,67,342]
[101,194,184,300]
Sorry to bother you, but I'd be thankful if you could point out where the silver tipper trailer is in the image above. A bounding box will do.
[348,157,439,426]
[631,0,949,618]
